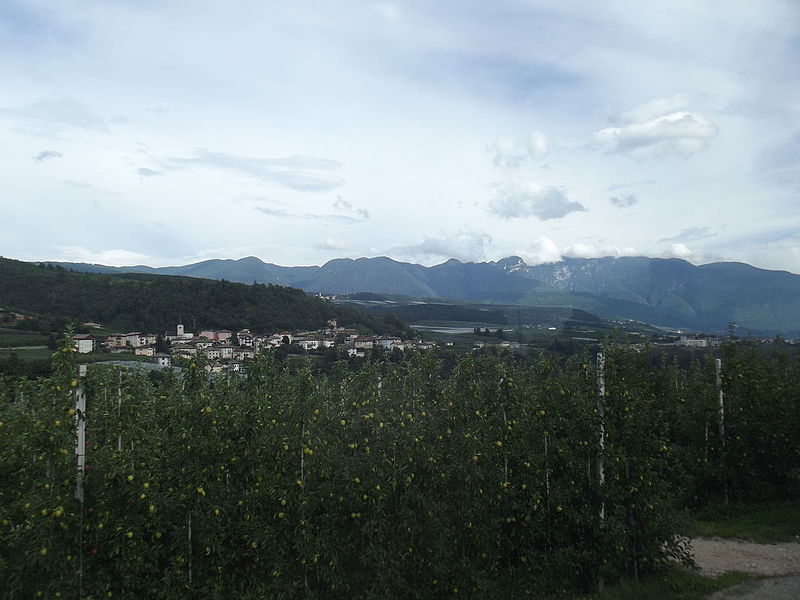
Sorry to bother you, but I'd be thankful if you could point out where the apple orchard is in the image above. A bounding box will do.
[1,336,798,598]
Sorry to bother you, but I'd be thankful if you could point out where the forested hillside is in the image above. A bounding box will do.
[0,258,410,336]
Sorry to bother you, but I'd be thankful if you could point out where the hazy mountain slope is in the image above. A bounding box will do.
[295,257,437,297]
[418,259,550,303]
[41,255,800,333]
[153,256,318,286]
[520,257,800,332]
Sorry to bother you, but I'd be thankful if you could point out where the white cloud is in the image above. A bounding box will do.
[1,97,108,133]
[489,182,585,220]
[528,130,548,160]
[333,195,370,219]
[391,229,492,263]
[316,238,348,250]
[663,243,695,259]
[517,237,562,265]
[609,194,638,208]
[52,246,150,266]
[490,130,547,168]
[1,2,797,274]
[607,180,657,191]
[562,243,637,259]
[254,206,363,224]
[747,238,800,274]
[596,111,718,159]
[617,94,690,124]
[163,150,344,192]
[33,150,63,162]
[658,227,716,243]
[517,239,637,264]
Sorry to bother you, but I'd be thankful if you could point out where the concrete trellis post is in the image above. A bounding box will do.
[716,359,725,445]
[596,352,606,593]
[597,353,606,511]
[716,358,728,505]
[75,364,88,503]
[74,363,88,597]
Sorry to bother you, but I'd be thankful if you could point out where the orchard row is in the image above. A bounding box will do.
[1,339,798,598]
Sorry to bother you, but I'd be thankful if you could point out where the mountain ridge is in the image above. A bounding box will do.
[40,255,800,334]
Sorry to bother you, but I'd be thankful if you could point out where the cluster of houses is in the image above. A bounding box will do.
[73,320,435,371]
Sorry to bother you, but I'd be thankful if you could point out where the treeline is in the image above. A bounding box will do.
[1,340,798,598]
[353,300,602,329]
[0,258,412,336]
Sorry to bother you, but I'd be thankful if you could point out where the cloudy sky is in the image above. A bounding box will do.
[2,1,799,273]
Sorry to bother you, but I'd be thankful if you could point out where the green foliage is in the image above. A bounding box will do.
[0,327,50,348]
[1,344,798,598]
[688,503,800,543]
[577,568,750,600]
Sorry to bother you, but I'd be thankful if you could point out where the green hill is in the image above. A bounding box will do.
[0,258,409,336]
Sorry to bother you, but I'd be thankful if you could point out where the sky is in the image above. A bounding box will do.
[1,1,799,273]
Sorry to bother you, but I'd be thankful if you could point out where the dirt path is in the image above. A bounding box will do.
[692,537,800,577]
[691,537,800,600]
[707,576,800,600]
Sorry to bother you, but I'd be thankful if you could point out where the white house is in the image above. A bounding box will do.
[233,348,255,361]
[295,338,320,351]
[125,332,156,347]
[354,336,375,349]
[376,336,401,349]
[678,336,708,348]
[125,332,144,347]
[172,343,198,357]
[236,329,254,347]
[73,334,95,354]
[105,333,127,348]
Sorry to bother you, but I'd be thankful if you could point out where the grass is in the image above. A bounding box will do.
[0,348,155,364]
[0,348,53,361]
[576,568,751,600]
[0,329,50,347]
[687,503,800,543]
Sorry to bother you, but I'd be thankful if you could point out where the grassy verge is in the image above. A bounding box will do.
[577,568,750,600]
[0,349,156,364]
[687,503,800,543]
[0,348,53,361]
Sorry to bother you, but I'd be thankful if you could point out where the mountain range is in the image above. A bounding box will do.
[44,255,800,335]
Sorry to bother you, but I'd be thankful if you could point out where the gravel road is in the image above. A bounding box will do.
[692,537,800,577]
[691,537,800,600]
[707,576,800,600]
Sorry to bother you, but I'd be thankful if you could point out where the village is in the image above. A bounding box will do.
[71,320,437,372]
